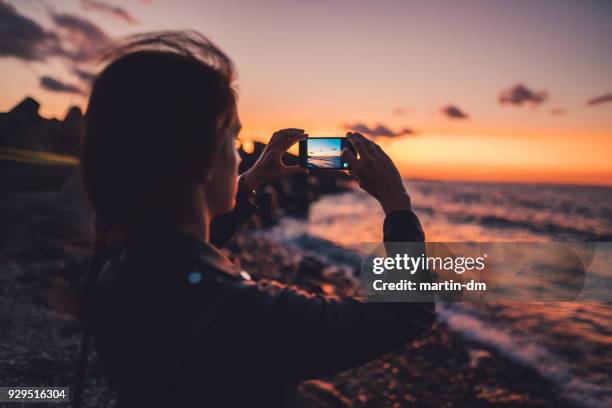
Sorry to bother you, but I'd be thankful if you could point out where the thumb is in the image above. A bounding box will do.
[342,147,357,168]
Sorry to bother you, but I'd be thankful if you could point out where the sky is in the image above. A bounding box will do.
[308,138,341,157]
[1,0,611,185]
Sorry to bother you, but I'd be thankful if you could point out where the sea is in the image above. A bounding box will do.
[307,156,342,168]
[257,180,612,408]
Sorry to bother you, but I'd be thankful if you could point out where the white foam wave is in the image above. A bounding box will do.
[437,304,611,408]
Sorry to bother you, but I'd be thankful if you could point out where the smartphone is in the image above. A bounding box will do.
[299,137,355,170]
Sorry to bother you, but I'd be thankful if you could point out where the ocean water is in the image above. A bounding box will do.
[307,156,342,168]
[258,180,612,408]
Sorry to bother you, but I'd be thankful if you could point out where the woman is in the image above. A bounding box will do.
[81,31,434,407]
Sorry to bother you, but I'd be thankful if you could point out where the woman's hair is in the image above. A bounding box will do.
[81,30,236,228]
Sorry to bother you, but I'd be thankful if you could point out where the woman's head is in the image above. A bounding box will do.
[81,31,240,229]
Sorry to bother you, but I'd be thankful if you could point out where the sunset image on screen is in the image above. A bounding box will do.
[307,138,342,168]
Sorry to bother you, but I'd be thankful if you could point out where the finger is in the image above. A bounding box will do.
[270,128,303,144]
[342,147,358,168]
[348,169,363,184]
[272,129,303,143]
[277,133,308,152]
[269,131,281,144]
[352,132,377,151]
[370,141,386,158]
[365,140,376,153]
[278,128,304,136]
[351,132,375,145]
[347,133,368,159]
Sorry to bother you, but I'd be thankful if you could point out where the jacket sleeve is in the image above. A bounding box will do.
[209,177,258,248]
[383,209,425,242]
[202,210,435,381]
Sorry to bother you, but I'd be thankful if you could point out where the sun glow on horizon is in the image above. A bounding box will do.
[1,0,611,187]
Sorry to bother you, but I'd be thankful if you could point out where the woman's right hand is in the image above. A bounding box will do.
[342,132,412,215]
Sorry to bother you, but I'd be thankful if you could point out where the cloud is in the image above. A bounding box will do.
[0,1,62,61]
[40,76,83,94]
[343,122,416,138]
[0,2,111,65]
[71,66,97,83]
[498,83,548,106]
[550,108,566,116]
[51,12,111,62]
[81,0,138,25]
[1,2,109,92]
[587,92,612,106]
[441,105,469,119]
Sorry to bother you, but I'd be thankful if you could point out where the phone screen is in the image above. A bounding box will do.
[299,137,353,170]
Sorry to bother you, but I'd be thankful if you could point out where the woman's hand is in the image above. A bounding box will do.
[241,128,308,190]
[342,132,412,215]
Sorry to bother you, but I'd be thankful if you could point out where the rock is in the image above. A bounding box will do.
[298,255,324,279]
[0,98,83,195]
[55,171,95,245]
[9,97,41,123]
[0,164,74,196]
[53,105,84,155]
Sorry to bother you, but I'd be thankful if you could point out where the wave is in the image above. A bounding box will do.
[476,215,612,241]
[253,225,361,269]
[290,233,361,268]
[307,156,342,169]
[429,210,612,241]
[437,303,612,408]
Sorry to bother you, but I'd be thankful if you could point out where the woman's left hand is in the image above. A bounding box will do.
[240,128,308,190]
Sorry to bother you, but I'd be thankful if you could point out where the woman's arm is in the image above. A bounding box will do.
[201,133,434,380]
[210,129,308,248]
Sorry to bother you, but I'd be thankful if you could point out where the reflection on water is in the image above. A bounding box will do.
[259,180,612,407]
[308,156,342,168]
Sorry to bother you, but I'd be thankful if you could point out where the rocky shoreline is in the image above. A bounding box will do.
[0,97,579,407]
[0,201,579,407]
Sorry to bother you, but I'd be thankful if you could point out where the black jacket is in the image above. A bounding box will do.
[91,191,435,407]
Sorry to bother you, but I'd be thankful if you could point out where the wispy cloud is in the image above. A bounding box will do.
[81,0,138,25]
[0,2,111,67]
[441,105,469,119]
[71,66,97,83]
[499,83,548,106]
[343,122,416,138]
[587,92,612,106]
[550,107,566,116]
[40,76,83,94]
[51,12,111,62]
[0,1,62,61]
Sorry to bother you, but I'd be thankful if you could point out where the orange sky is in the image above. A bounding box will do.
[1,0,611,185]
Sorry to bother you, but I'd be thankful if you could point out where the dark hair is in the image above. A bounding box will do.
[81,31,236,228]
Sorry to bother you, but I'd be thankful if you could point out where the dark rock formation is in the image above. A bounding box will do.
[1,97,82,155]
[0,98,83,195]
